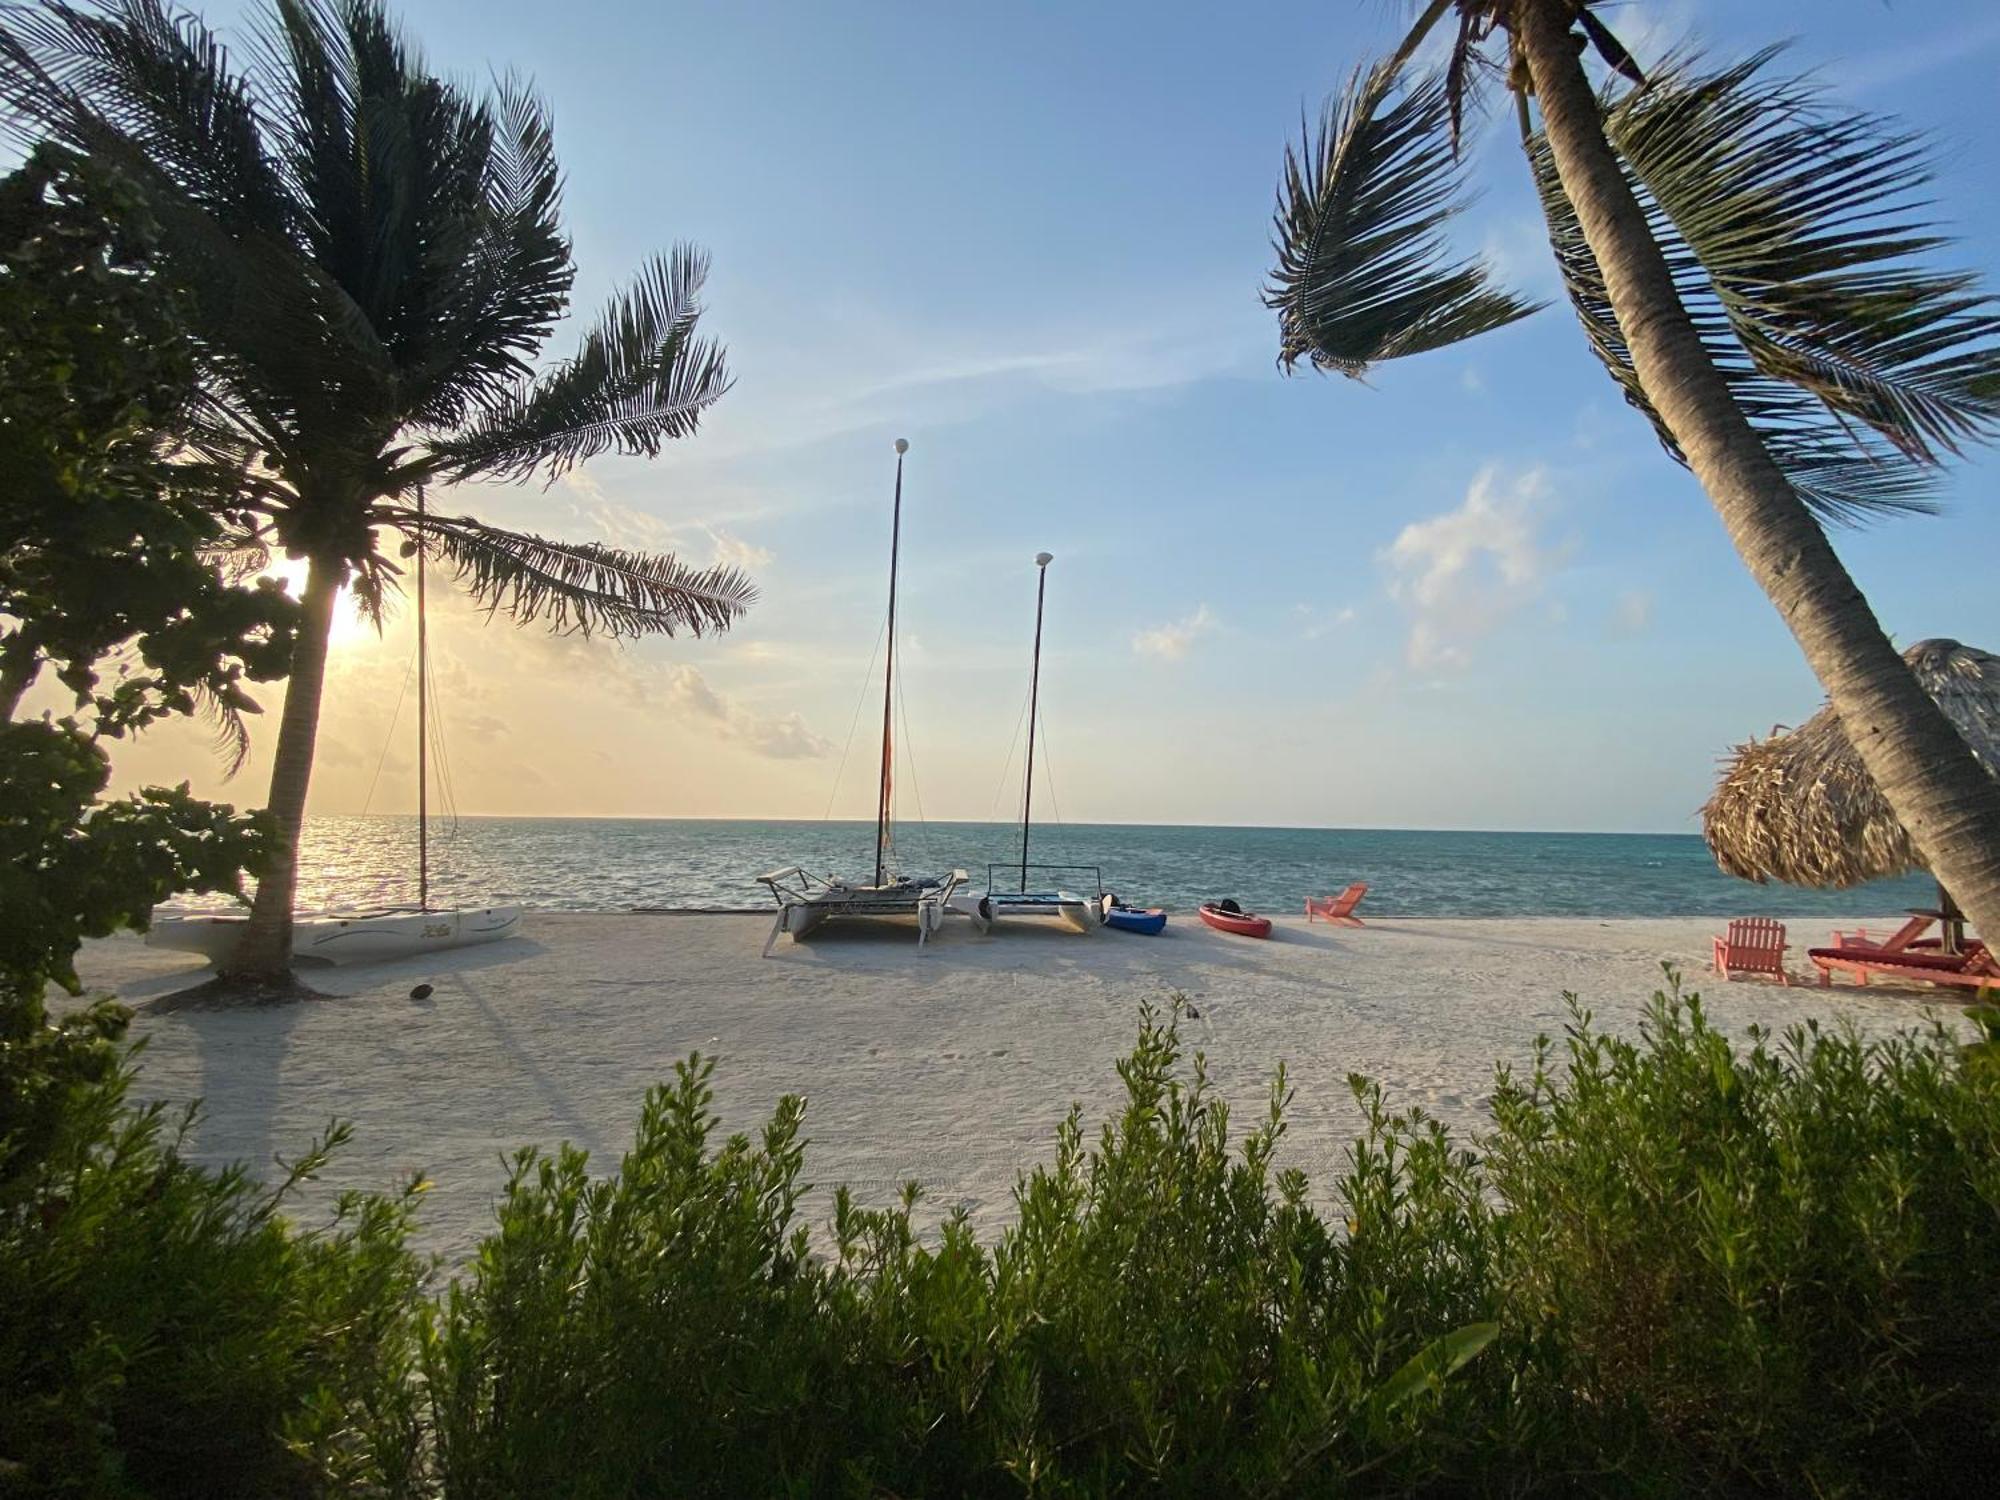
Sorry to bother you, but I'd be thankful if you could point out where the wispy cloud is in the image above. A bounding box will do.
[1609,588,1654,639]
[1293,602,1358,641]
[706,527,773,572]
[660,663,832,760]
[458,713,511,742]
[1382,465,1567,671]
[1132,604,1217,662]
[680,283,1268,473]
[1826,14,2000,95]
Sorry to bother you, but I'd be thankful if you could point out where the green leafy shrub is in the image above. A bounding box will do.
[413,988,1999,1498]
[8,985,1997,1497]
[1487,979,2000,1495]
[0,1012,429,1499]
[418,1008,1500,1497]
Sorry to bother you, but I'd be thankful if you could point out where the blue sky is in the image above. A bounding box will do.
[111,0,2000,834]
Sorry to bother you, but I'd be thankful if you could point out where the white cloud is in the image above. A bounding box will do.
[706,526,773,572]
[1132,604,1216,661]
[660,663,831,760]
[1293,603,1359,641]
[1382,465,1565,671]
[1609,589,1654,638]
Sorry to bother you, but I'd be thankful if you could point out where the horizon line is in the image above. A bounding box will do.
[306,810,1706,839]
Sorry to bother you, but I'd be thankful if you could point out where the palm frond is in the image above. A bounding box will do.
[0,0,291,235]
[424,245,728,483]
[242,1,569,433]
[194,679,258,775]
[388,509,757,639]
[1267,57,1540,378]
[0,0,403,459]
[1528,50,2000,521]
[1574,5,1647,87]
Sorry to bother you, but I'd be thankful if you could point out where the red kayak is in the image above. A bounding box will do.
[1199,901,1272,939]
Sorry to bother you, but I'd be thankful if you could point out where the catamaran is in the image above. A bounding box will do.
[757,439,966,956]
[148,492,523,967]
[952,552,1110,935]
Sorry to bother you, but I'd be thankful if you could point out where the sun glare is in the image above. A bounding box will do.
[265,559,382,653]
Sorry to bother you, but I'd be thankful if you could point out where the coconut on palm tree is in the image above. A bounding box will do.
[1266,0,2000,941]
[0,0,756,989]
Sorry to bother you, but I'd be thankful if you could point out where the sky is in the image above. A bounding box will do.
[79,0,2000,833]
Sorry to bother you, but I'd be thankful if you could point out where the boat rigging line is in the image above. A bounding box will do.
[821,611,888,823]
[989,685,1032,820]
[360,641,417,816]
[893,661,937,871]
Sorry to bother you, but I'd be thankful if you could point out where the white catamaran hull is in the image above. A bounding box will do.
[952,890,1106,935]
[757,868,960,956]
[146,906,524,967]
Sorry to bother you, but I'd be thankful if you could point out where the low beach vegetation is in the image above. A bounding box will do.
[7,982,1997,1496]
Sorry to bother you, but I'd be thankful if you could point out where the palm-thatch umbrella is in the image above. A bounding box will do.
[1703,639,2000,950]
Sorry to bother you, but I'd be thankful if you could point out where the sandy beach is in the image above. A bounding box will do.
[77,912,1955,1263]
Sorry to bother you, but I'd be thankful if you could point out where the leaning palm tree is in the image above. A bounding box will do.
[1268,0,2000,937]
[0,0,755,989]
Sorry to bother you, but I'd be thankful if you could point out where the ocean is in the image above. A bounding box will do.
[268,815,1933,920]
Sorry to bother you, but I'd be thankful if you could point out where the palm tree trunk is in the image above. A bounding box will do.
[221,551,343,980]
[1513,0,2000,938]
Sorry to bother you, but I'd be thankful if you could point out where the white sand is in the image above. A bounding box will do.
[75,912,1955,1262]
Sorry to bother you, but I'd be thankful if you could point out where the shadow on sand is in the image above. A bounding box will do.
[135,937,548,1184]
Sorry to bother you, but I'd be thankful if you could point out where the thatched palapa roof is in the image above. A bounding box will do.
[1702,639,2000,889]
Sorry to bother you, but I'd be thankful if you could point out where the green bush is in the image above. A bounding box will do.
[6,985,1998,1497]
[1486,987,2000,1495]
[0,1003,428,1499]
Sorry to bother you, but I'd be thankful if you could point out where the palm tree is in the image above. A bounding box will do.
[1267,0,2000,937]
[0,0,756,989]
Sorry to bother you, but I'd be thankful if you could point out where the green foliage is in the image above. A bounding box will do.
[415,1004,1512,1497]
[0,144,296,754]
[0,0,749,641]
[0,1026,429,1498]
[1487,976,2000,1494]
[411,990,1999,1497]
[0,720,269,998]
[7,987,1997,1496]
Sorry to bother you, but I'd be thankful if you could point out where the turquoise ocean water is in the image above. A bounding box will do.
[269,815,1934,920]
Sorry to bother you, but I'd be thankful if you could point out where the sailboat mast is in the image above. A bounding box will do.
[1019,552,1053,891]
[416,489,429,913]
[874,438,909,887]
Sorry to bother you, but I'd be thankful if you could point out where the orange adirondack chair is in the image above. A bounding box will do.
[1306,882,1368,926]
[1712,918,1790,984]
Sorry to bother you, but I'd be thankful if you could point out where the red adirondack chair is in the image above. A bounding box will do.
[1712,918,1790,984]
[1306,882,1368,926]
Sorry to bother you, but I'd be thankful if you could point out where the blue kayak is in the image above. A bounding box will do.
[1104,904,1167,936]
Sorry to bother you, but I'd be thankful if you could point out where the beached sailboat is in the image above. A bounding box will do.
[953,552,1110,935]
[757,440,966,955]
[149,493,523,967]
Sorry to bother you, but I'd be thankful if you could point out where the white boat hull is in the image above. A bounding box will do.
[952,890,1105,934]
[756,867,963,955]
[146,907,524,967]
